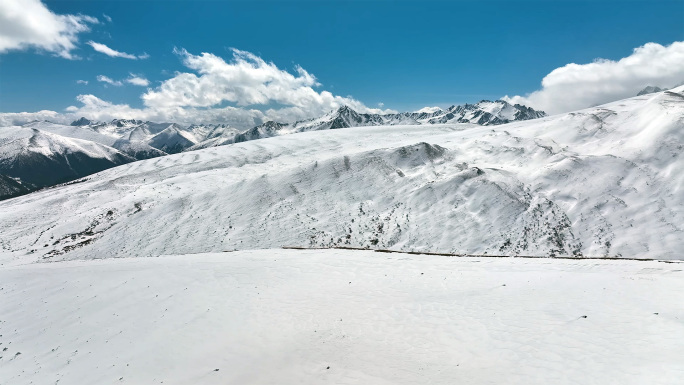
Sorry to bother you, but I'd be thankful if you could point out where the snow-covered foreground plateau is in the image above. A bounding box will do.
[0,248,682,385]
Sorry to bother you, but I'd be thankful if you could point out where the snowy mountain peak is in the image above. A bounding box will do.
[70,117,96,126]
[336,105,355,114]
[415,106,443,114]
[637,86,663,96]
[111,119,144,127]
[427,99,545,125]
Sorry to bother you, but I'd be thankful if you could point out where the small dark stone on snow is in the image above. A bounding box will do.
[654,312,659,315]
[326,366,330,370]
[580,315,587,318]
[214,369,219,372]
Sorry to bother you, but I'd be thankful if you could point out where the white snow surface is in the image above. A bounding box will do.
[0,88,682,263]
[0,248,682,384]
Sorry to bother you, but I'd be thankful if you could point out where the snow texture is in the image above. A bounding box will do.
[0,249,682,384]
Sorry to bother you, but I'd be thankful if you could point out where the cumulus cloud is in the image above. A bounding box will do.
[1,48,394,128]
[141,48,393,119]
[504,41,684,114]
[96,75,123,86]
[65,94,266,127]
[76,79,88,85]
[125,74,150,87]
[87,41,147,59]
[0,0,97,59]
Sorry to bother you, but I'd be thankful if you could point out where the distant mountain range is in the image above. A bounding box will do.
[0,100,545,200]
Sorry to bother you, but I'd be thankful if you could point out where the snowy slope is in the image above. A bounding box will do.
[23,121,119,146]
[0,249,682,385]
[0,127,134,200]
[0,88,681,262]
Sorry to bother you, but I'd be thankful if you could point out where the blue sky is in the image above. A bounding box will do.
[0,0,683,126]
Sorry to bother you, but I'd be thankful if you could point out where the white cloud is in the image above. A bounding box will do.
[67,94,266,127]
[102,14,112,23]
[87,41,147,60]
[1,49,394,128]
[97,75,122,87]
[94,74,149,87]
[141,48,393,119]
[503,41,684,114]
[0,110,70,126]
[0,0,97,59]
[126,74,150,87]
[76,79,88,85]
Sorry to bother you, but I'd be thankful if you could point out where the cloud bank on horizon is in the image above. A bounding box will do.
[57,48,396,128]
[504,41,684,114]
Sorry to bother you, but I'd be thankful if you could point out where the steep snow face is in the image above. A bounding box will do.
[146,124,198,154]
[0,88,681,262]
[1,249,682,385]
[0,127,134,200]
[111,139,167,160]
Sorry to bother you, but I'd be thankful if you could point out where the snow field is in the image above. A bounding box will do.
[0,249,683,385]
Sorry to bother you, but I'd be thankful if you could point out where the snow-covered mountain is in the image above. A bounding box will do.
[413,100,547,125]
[6,100,545,168]
[637,86,664,96]
[188,101,545,148]
[0,87,681,262]
[146,124,198,154]
[0,127,134,200]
